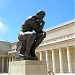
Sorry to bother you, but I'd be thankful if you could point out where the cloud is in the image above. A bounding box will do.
[0,21,9,34]
[0,21,11,41]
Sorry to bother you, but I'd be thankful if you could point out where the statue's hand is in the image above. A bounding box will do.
[40,20,45,26]
[20,31,34,36]
[42,31,46,38]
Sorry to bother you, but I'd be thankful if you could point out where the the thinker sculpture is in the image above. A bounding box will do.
[16,10,46,60]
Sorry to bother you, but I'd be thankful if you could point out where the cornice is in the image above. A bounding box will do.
[0,41,11,44]
[45,19,75,32]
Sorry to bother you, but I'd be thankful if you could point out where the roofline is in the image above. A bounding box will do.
[11,41,18,44]
[45,19,75,32]
[0,41,11,44]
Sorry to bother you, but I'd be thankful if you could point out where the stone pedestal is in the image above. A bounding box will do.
[9,60,47,75]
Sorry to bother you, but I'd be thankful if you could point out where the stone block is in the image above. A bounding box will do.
[9,60,47,75]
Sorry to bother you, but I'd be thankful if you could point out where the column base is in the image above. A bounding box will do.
[9,60,47,75]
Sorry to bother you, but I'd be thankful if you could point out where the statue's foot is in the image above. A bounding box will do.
[24,53,33,60]
[16,54,25,60]
[16,53,38,60]
[32,56,38,60]
[31,54,38,60]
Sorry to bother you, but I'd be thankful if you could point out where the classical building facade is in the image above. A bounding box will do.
[0,19,75,74]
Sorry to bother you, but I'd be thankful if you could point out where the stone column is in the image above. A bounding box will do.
[46,50,50,71]
[12,56,14,61]
[9,57,11,62]
[2,57,4,73]
[59,48,63,73]
[7,57,8,72]
[67,46,72,72]
[52,49,56,72]
[40,51,43,61]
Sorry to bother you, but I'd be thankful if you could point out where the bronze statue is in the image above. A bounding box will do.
[16,10,46,60]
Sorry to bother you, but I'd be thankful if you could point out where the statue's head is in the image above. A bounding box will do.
[36,10,45,20]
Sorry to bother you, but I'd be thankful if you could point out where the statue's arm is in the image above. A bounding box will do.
[26,17,45,33]
[27,18,41,33]
[37,20,45,32]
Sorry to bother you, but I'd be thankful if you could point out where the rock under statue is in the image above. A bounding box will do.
[16,10,46,60]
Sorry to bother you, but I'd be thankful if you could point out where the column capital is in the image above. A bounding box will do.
[46,50,49,52]
[52,49,55,51]
[66,46,70,49]
[58,47,62,50]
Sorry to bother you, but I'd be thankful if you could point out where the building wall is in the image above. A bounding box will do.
[11,42,17,51]
[0,41,11,53]
[0,57,2,73]
[0,41,11,73]
[44,21,75,41]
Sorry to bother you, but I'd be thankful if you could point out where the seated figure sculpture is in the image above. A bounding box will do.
[16,10,46,60]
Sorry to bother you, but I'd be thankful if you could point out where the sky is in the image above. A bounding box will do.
[0,0,74,42]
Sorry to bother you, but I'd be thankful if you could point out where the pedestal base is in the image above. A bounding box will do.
[9,60,47,75]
